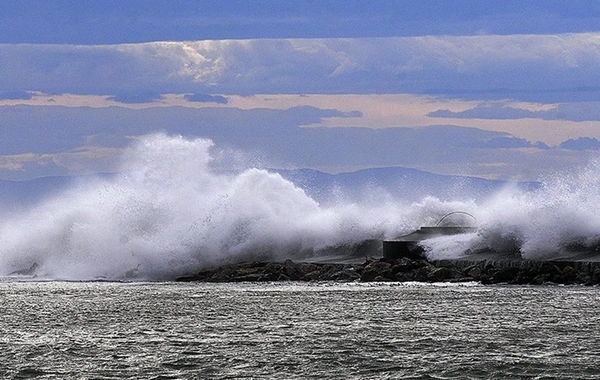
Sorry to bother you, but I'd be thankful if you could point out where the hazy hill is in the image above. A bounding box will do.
[0,167,537,209]
[276,167,538,204]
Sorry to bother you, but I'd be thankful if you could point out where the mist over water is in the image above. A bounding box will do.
[1,134,599,280]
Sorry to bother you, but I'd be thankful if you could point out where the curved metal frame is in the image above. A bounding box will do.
[435,211,477,227]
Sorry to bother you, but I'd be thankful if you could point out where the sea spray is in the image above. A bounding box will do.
[6,134,599,280]
[422,159,600,260]
[0,134,467,280]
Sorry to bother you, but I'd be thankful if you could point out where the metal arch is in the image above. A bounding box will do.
[435,211,477,227]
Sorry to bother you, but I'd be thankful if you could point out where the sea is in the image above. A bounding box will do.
[1,280,599,379]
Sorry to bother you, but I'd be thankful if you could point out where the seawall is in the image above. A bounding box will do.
[177,257,600,285]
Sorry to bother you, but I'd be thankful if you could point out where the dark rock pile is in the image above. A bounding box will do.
[177,257,600,285]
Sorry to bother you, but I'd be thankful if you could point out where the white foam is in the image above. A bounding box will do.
[0,134,472,280]
[3,134,597,280]
[423,159,600,260]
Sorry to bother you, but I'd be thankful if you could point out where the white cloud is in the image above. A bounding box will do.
[2,34,600,101]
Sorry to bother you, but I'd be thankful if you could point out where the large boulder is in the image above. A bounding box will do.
[360,260,392,281]
[488,267,521,284]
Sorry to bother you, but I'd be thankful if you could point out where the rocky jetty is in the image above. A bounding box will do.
[177,257,600,285]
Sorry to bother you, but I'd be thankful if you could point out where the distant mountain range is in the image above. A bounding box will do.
[0,167,539,209]
[276,167,539,204]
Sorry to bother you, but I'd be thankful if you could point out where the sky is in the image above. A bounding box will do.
[2,1,600,181]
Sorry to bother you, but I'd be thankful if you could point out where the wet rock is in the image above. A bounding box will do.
[427,267,455,282]
[176,257,600,285]
[538,262,561,278]
[449,277,476,283]
[512,268,539,285]
[235,266,263,277]
[556,266,577,284]
[283,259,304,280]
[234,273,263,282]
[414,266,433,282]
[576,271,593,286]
[299,262,319,274]
[302,270,323,281]
[319,264,345,278]
[529,274,546,285]
[360,260,391,281]
[465,266,482,279]
[592,268,600,284]
[391,257,418,273]
[373,275,393,282]
[394,271,415,282]
[489,267,521,284]
[331,269,361,282]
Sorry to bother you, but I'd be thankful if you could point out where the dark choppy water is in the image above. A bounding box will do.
[1,281,599,379]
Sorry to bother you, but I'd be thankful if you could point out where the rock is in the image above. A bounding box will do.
[465,265,482,279]
[302,270,323,281]
[394,271,414,282]
[234,273,263,282]
[365,260,391,272]
[512,268,539,285]
[361,260,392,281]
[538,262,561,278]
[391,257,418,273]
[427,267,454,282]
[319,264,346,279]
[449,277,476,283]
[283,259,304,280]
[576,271,593,286]
[556,266,577,284]
[414,266,433,282]
[176,257,600,285]
[360,269,379,282]
[529,274,546,285]
[299,262,319,274]
[490,267,521,284]
[235,266,263,277]
[592,268,600,284]
[373,275,393,282]
[331,269,360,282]
[259,271,281,282]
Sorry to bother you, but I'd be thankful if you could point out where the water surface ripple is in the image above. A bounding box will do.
[1,281,599,379]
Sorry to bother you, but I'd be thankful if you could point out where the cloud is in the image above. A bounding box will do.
[2,34,600,102]
[559,137,600,150]
[107,92,164,104]
[0,90,32,100]
[0,104,361,156]
[429,102,600,122]
[477,136,537,149]
[0,103,568,181]
[2,1,600,44]
[184,93,228,104]
[429,104,538,120]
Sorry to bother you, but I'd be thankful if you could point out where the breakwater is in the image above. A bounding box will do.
[177,257,600,285]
